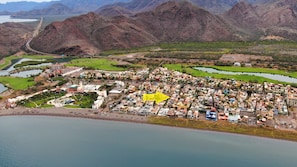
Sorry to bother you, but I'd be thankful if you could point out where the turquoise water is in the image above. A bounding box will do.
[0,116,297,167]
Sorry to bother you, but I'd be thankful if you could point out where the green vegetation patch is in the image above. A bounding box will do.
[208,65,297,78]
[145,52,222,60]
[70,92,98,108]
[100,41,297,61]
[53,77,69,86]
[22,55,54,59]
[0,77,35,90]
[18,91,66,108]
[0,56,15,70]
[14,59,53,68]
[148,117,297,142]
[158,41,297,59]
[159,41,297,54]
[100,46,158,56]
[159,41,252,51]
[0,55,54,70]
[66,58,127,71]
[163,64,288,84]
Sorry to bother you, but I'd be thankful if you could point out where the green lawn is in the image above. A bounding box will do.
[66,58,126,71]
[0,77,35,90]
[163,64,288,84]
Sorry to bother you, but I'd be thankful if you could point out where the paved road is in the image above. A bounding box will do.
[25,17,57,56]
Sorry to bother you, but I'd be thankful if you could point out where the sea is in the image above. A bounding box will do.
[0,116,297,167]
[0,15,37,24]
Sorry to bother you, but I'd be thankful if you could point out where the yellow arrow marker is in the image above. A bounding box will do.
[142,91,169,104]
[142,93,155,102]
[155,91,169,104]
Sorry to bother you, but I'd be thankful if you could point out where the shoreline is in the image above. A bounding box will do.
[0,108,147,124]
[1,107,297,143]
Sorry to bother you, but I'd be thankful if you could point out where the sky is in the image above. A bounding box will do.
[0,0,56,4]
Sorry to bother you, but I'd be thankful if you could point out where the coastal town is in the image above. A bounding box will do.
[2,62,297,132]
[2,1,297,166]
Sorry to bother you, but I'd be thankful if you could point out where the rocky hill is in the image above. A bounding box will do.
[133,1,234,42]
[96,6,134,17]
[30,1,235,56]
[224,2,260,27]
[96,0,168,16]
[96,0,273,16]
[0,23,33,57]
[30,13,158,55]
[224,0,297,40]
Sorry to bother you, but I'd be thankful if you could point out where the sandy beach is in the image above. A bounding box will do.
[0,107,148,123]
[1,106,297,143]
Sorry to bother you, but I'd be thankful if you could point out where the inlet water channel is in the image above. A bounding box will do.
[0,58,44,78]
[0,57,71,93]
[194,67,297,83]
[0,58,47,93]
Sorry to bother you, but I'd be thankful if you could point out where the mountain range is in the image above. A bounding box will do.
[225,0,297,39]
[97,0,242,16]
[0,0,131,14]
[11,3,76,18]
[0,1,49,13]
[1,0,297,56]
[30,1,236,55]
[0,0,278,15]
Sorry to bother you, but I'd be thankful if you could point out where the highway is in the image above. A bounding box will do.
[25,17,57,56]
